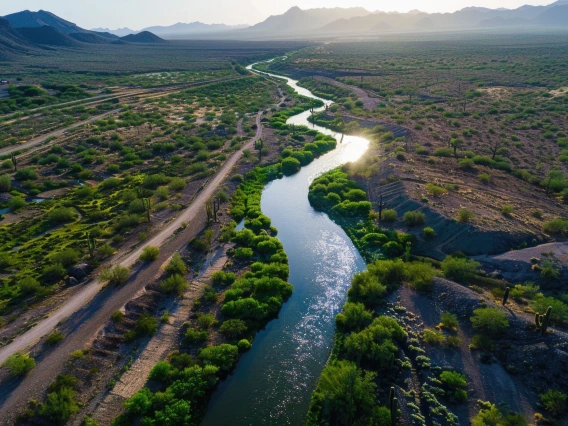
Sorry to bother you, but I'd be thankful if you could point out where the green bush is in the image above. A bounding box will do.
[478,173,491,184]
[48,207,77,224]
[46,331,65,345]
[8,196,26,211]
[426,183,447,197]
[135,314,158,337]
[211,271,236,286]
[160,274,189,296]
[220,319,248,338]
[544,218,568,236]
[198,344,238,372]
[165,253,187,276]
[50,248,80,268]
[457,208,473,223]
[381,209,397,222]
[470,308,509,336]
[111,311,124,322]
[238,339,252,351]
[423,329,445,345]
[140,246,160,262]
[335,302,373,331]
[441,256,480,283]
[0,174,11,192]
[540,390,567,416]
[403,211,426,226]
[281,157,302,176]
[472,404,527,426]
[149,361,172,383]
[440,370,468,403]
[101,265,130,285]
[423,227,436,239]
[15,167,38,181]
[18,276,42,296]
[440,312,459,330]
[41,263,67,284]
[2,353,35,376]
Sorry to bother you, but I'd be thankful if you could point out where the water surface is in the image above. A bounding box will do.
[202,61,370,425]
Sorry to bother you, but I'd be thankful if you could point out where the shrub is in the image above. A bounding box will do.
[478,173,491,184]
[165,253,187,276]
[198,344,239,372]
[423,329,445,345]
[426,183,447,197]
[8,196,26,211]
[544,218,568,236]
[403,211,425,226]
[48,207,77,224]
[405,262,437,292]
[381,209,397,222]
[101,265,130,285]
[440,370,468,403]
[281,157,301,176]
[111,311,124,322]
[470,308,509,336]
[441,256,480,283]
[220,319,248,339]
[196,313,216,330]
[15,167,38,181]
[18,277,42,296]
[472,404,527,426]
[168,177,187,191]
[41,263,67,284]
[40,386,79,424]
[238,339,252,351]
[50,248,80,268]
[139,246,160,262]
[423,227,436,239]
[135,314,158,337]
[2,353,35,376]
[211,271,236,286]
[70,350,84,360]
[531,296,568,324]
[160,274,188,296]
[185,327,208,343]
[501,204,514,216]
[540,390,567,416]
[335,302,373,331]
[149,361,172,383]
[440,312,459,330]
[0,174,11,192]
[457,208,473,223]
[46,331,65,345]
[469,334,494,351]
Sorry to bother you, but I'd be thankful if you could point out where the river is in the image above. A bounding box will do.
[201,60,370,425]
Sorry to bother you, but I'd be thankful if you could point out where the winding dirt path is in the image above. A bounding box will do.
[314,76,380,110]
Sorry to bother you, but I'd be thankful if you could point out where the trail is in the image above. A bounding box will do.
[0,112,263,419]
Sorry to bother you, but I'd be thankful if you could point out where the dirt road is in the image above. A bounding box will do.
[314,76,380,110]
[0,112,263,419]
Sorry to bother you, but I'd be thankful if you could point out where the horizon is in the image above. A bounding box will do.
[0,0,556,31]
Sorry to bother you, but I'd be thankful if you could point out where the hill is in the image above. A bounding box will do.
[0,17,33,59]
[68,32,115,44]
[17,26,80,47]
[534,4,568,25]
[3,10,88,34]
[141,22,249,38]
[91,27,136,37]
[120,31,165,43]
[241,6,370,36]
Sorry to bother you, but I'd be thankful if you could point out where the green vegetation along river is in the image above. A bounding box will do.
[201,61,370,425]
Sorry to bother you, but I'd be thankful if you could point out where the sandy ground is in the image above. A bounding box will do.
[314,75,380,110]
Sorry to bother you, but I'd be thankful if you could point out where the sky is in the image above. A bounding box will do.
[0,0,555,30]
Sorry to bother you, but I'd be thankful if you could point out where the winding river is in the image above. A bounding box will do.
[201,61,370,425]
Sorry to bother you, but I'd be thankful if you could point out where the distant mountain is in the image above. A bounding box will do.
[17,26,79,47]
[120,31,165,43]
[4,10,88,34]
[534,4,568,25]
[0,17,33,59]
[91,27,136,37]
[241,6,370,35]
[69,32,115,44]
[141,22,249,38]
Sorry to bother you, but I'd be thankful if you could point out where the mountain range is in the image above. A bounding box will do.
[1,0,568,59]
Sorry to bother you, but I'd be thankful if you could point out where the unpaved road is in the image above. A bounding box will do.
[0,76,243,157]
[0,112,263,419]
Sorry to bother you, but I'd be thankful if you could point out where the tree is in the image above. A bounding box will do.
[198,344,238,372]
[450,138,462,158]
[335,302,373,331]
[220,319,248,339]
[160,274,189,296]
[281,157,301,176]
[40,386,79,425]
[540,390,567,416]
[470,308,509,336]
[0,174,11,192]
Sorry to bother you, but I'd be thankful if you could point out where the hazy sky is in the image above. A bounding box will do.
[0,0,555,29]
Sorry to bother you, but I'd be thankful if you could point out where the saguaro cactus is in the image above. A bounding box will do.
[535,306,552,335]
[86,232,96,258]
[11,153,17,172]
[213,197,220,222]
[378,194,386,222]
[255,139,264,161]
[142,198,152,222]
[389,387,398,426]
[502,287,510,306]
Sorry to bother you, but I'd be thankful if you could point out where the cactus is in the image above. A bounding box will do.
[86,232,96,258]
[206,199,213,223]
[255,139,264,161]
[142,198,152,222]
[213,197,220,222]
[388,388,398,426]
[502,287,510,306]
[535,306,552,335]
[11,153,17,172]
[340,133,344,144]
[378,194,386,223]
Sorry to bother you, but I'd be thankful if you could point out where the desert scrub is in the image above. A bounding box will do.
[456,208,473,223]
[2,353,35,376]
[139,246,159,262]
